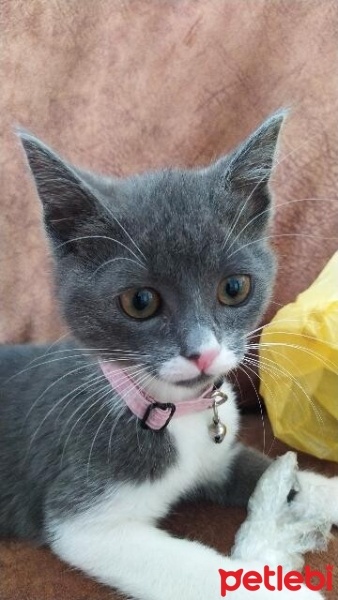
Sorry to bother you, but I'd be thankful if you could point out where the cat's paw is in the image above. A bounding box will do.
[232,453,331,571]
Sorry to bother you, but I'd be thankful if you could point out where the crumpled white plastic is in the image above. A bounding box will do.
[231,452,331,571]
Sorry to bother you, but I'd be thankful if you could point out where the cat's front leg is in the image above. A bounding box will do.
[49,517,324,600]
[189,442,338,530]
[49,518,225,600]
[188,442,272,508]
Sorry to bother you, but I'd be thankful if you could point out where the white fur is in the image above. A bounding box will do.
[157,354,202,383]
[49,382,335,599]
[158,333,238,385]
[207,345,239,375]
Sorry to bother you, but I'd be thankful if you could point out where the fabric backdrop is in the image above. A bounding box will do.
[1,2,338,599]
[1,0,338,345]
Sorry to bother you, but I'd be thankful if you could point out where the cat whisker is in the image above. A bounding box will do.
[236,363,267,455]
[55,373,110,434]
[59,384,114,469]
[86,367,153,474]
[91,256,147,278]
[23,362,106,426]
[25,371,109,459]
[224,195,338,257]
[107,367,157,461]
[245,354,322,440]
[226,231,338,261]
[66,362,148,461]
[59,362,148,459]
[247,341,338,372]
[245,318,318,339]
[15,351,151,389]
[242,356,282,418]
[56,235,146,270]
[134,370,158,454]
[220,126,321,254]
[101,203,147,264]
[239,362,279,457]
[246,317,338,344]
[222,171,273,253]
[86,398,117,479]
[5,348,113,383]
[107,403,130,464]
[24,359,148,455]
[19,331,72,366]
[244,352,324,430]
[248,329,338,351]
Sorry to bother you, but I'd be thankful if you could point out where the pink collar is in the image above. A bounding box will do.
[99,361,215,431]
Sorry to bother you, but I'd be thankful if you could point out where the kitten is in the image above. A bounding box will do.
[0,113,337,600]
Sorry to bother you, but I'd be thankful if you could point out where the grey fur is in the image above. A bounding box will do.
[1,112,284,543]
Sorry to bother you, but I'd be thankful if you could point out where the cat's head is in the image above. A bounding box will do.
[19,112,285,400]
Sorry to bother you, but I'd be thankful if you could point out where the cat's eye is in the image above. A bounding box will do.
[217,275,251,306]
[119,288,161,319]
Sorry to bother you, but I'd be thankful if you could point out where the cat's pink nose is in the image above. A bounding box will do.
[190,349,220,372]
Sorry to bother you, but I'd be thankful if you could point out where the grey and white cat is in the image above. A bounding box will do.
[1,113,337,600]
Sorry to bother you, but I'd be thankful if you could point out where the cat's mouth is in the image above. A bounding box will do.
[174,372,215,387]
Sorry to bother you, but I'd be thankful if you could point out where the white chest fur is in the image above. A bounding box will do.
[65,381,240,529]
[50,383,245,600]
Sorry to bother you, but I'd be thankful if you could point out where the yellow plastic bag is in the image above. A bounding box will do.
[259,251,338,462]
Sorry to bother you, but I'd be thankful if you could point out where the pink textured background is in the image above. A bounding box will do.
[1,0,337,344]
[1,2,337,599]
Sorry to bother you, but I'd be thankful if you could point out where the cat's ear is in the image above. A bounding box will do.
[17,130,102,249]
[214,110,286,235]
